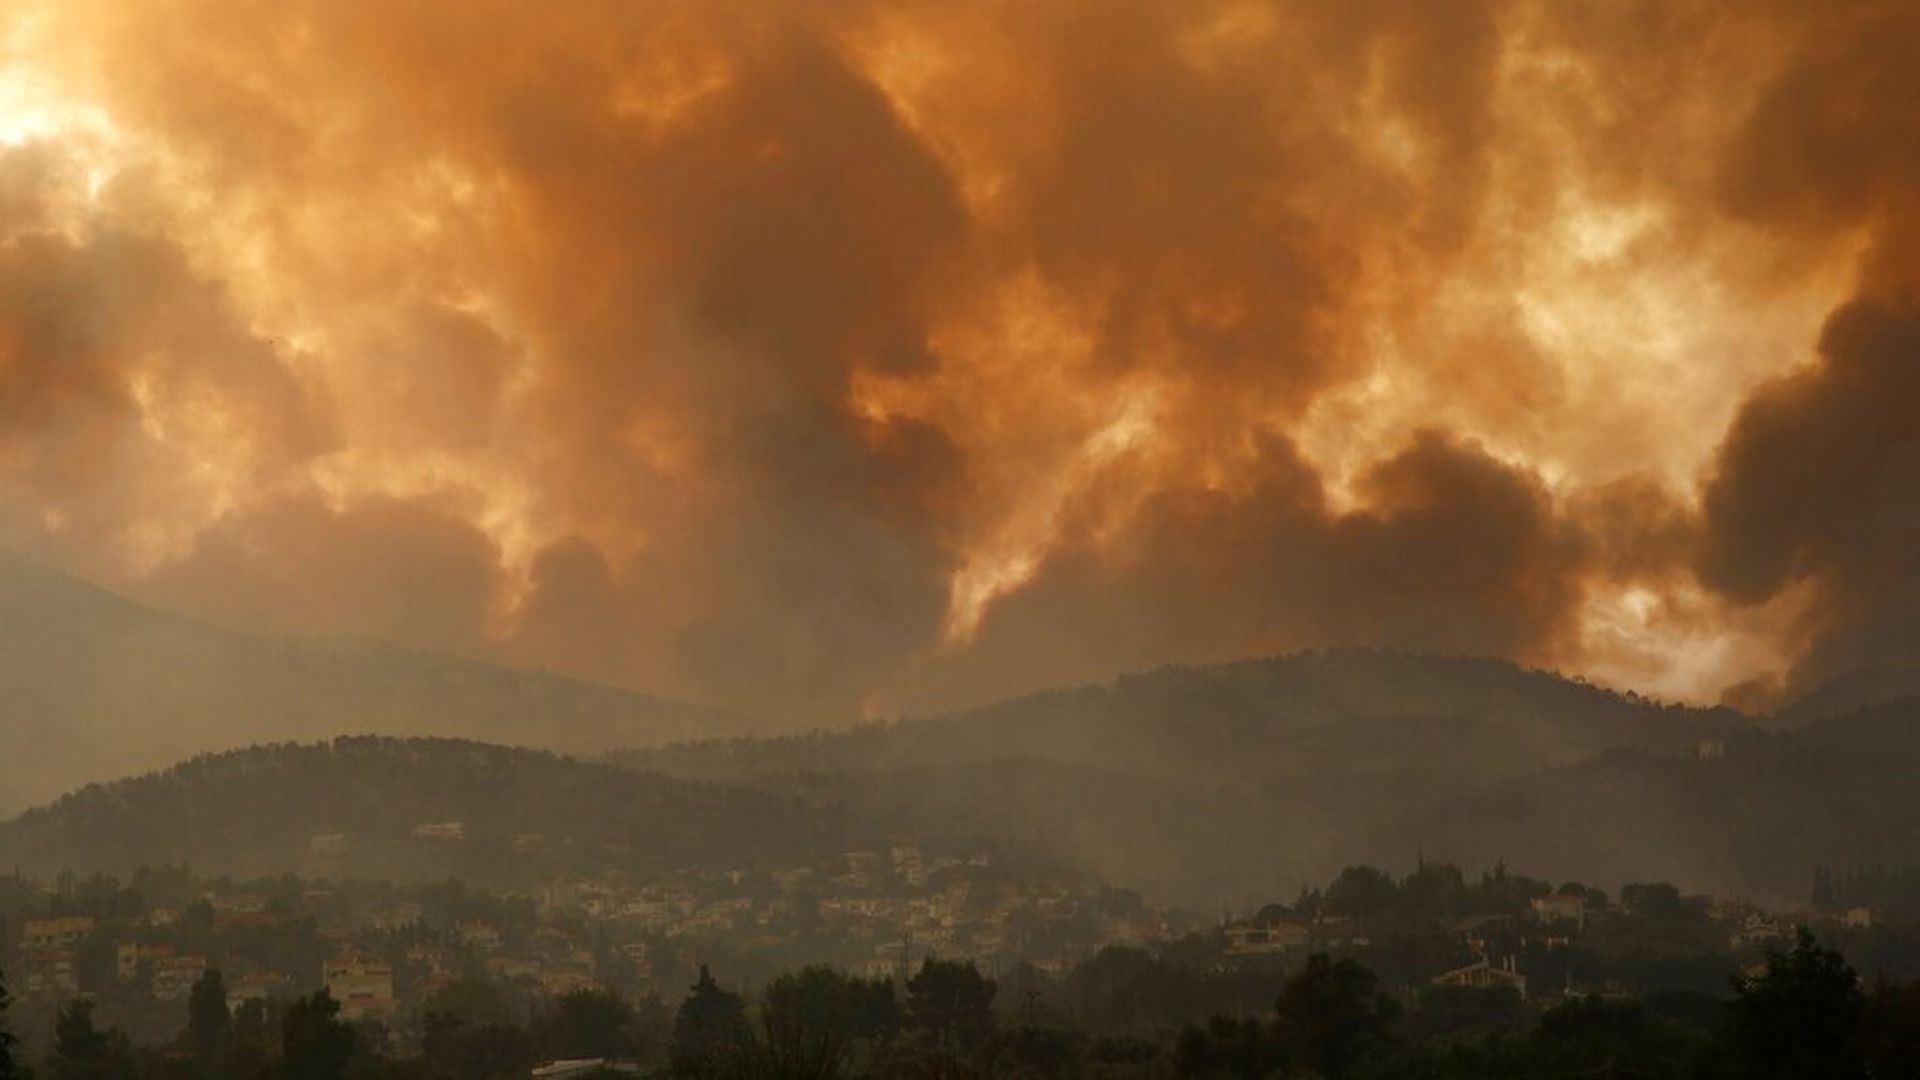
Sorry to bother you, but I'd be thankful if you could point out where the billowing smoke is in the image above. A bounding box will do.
[1701,302,1920,705]
[1697,0,1919,707]
[0,0,1909,721]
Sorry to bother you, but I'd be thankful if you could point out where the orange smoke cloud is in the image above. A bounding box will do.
[0,0,1909,720]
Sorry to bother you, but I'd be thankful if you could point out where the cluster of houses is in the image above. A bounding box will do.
[6,844,1191,1021]
[1214,885,1882,1004]
[9,900,306,1011]
[10,849,1887,1030]
[516,844,1188,984]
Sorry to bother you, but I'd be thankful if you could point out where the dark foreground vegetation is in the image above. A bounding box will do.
[4,932,1920,1078]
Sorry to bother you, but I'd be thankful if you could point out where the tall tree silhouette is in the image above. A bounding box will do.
[0,962,19,1080]
[187,968,233,1074]
[670,966,749,1079]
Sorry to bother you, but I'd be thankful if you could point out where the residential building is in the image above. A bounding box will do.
[1432,956,1528,1000]
[22,915,96,950]
[323,956,397,1022]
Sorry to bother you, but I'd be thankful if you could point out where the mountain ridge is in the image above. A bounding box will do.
[6,668,1917,908]
[0,549,756,814]
[0,735,837,883]
[606,649,1753,903]
[615,649,1745,787]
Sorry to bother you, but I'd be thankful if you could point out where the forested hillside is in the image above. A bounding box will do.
[1417,696,1920,902]
[609,652,1751,903]
[618,651,1739,785]
[0,737,836,883]
[10,615,1916,909]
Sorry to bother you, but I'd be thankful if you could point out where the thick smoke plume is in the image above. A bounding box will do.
[0,0,1910,720]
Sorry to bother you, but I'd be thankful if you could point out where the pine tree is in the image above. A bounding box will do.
[670,966,750,1079]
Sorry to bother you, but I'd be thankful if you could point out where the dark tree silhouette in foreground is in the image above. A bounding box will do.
[279,990,354,1080]
[1273,954,1398,1080]
[1723,928,1863,1080]
[671,966,749,1079]
[186,968,231,1075]
[0,962,20,1080]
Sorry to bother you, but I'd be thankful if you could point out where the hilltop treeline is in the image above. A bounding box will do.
[621,650,1736,787]
[0,738,839,884]
[617,659,1920,904]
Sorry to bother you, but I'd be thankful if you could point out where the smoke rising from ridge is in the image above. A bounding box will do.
[0,0,1910,720]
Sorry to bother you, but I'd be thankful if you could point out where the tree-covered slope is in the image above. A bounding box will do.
[618,650,1740,788]
[1414,696,1920,902]
[0,737,835,883]
[607,652,1749,904]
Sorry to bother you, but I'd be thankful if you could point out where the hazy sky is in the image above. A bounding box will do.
[0,0,1912,722]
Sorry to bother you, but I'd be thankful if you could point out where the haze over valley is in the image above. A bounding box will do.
[1,1,1916,1076]
[7,551,1915,912]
